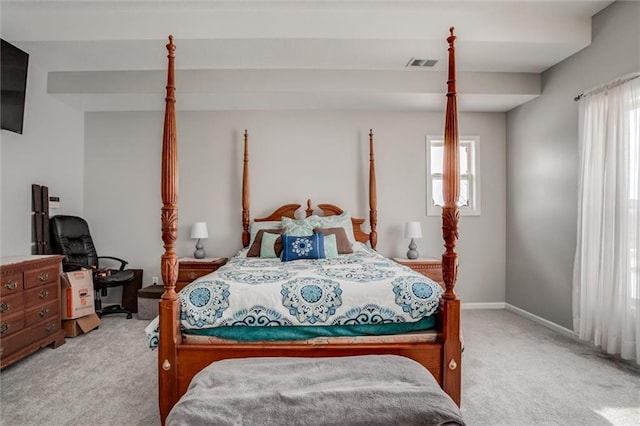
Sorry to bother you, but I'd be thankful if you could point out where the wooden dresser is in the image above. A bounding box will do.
[176,257,228,292]
[392,257,445,288]
[1,255,66,369]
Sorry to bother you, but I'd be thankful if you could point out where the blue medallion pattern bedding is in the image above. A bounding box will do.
[145,244,443,348]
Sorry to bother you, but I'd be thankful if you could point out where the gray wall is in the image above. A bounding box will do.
[506,1,640,328]
[84,110,506,304]
[0,53,84,257]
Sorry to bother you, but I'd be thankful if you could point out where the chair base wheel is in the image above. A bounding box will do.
[96,304,133,319]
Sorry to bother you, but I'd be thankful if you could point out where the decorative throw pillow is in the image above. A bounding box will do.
[281,233,326,261]
[314,227,353,254]
[247,229,284,257]
[281,215,321,236]
[316,211,356,245]
[260,232,282,258]
[323,234,339,258]
[249,221,282,246]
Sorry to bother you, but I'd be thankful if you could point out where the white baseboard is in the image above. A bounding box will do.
[505,303,578,340]
[460,302,579,341]
[461,302,506,310]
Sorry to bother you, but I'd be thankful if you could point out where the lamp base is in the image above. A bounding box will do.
[194,239,206,259]
[406,250,419,260]
[406,238,419,260]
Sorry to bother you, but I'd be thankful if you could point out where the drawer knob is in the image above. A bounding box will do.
[39,271,49,281]
[39,289,49,299]
[39,307,50,317]
[0,323,9,335]
[0,302,8,313]
[4,280,18,290]
[45,323,55,333]
[187,272,197,280]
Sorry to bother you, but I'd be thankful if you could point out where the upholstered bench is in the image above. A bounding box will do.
[167,355,465,425]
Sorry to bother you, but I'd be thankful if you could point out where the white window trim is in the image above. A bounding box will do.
[426,135,481,217]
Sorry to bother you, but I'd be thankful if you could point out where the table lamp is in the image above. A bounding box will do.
[190,222,208,259]
[404,221,422,260]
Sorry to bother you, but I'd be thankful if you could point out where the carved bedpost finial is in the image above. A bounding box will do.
[166,35,175,58]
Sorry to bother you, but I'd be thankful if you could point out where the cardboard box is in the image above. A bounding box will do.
[61,270,95,319]
[62,313,101,337]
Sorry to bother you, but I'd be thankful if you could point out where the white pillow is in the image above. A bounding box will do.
[249,220,282,246]
[316,210,356,245]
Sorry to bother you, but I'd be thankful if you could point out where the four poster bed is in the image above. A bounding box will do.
[156,29,463,424]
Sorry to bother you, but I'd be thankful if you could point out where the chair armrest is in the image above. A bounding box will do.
[98,256,129,271]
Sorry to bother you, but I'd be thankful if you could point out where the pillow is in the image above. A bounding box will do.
[323,234,339,258]
[260,232,282,258]
[247,229,284,257]
[313,227,353,254]
[249,221,282,246]
[316,211,356,245]
[281,233,326,261]
[281,215,321,236]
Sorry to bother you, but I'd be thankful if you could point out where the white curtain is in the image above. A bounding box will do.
[573,73,640,364]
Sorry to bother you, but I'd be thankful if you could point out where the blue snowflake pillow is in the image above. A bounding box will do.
[281,233,326,261]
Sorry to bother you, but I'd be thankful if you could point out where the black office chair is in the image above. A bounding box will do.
[50,215,134,319]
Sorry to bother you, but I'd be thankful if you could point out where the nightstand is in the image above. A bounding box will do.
[176,257,228,292]
[392,257,444,288]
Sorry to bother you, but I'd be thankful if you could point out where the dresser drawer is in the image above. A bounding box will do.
[176,258,228,292]
[0,292,24,317]
[0,256,65,369]
[24,264,59,289]
[1,311,25,337]
[0,317,61,358]
[1,272,23,297]
[24,282,59,308]
[24,300,59,327]
[177,269,210,283]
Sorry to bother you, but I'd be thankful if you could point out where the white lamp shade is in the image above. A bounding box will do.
[190,222,209,239]
[404,221,422,239]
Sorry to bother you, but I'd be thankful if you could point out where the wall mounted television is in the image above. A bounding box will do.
[1,39,29,134]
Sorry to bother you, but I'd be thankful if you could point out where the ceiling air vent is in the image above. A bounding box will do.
[406,58,438,68]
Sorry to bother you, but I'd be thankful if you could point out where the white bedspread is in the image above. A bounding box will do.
[145,244,442,346]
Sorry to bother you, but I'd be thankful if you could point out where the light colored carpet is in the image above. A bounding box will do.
[459,310,639,426]
[1,309,638,425]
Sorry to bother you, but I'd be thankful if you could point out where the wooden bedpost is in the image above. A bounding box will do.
[441,26,462,406]
[159,35,180,424]
[369,129,378,250]
[242,130,250,247]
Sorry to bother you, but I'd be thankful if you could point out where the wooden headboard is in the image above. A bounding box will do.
[241,130,378,249]
[248,199,372,247]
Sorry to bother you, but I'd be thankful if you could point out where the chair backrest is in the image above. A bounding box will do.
[50,215,99,270]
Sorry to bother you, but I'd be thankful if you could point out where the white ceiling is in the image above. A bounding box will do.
[0,0,614,112]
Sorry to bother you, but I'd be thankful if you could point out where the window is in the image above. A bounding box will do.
[426,135,480,216]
